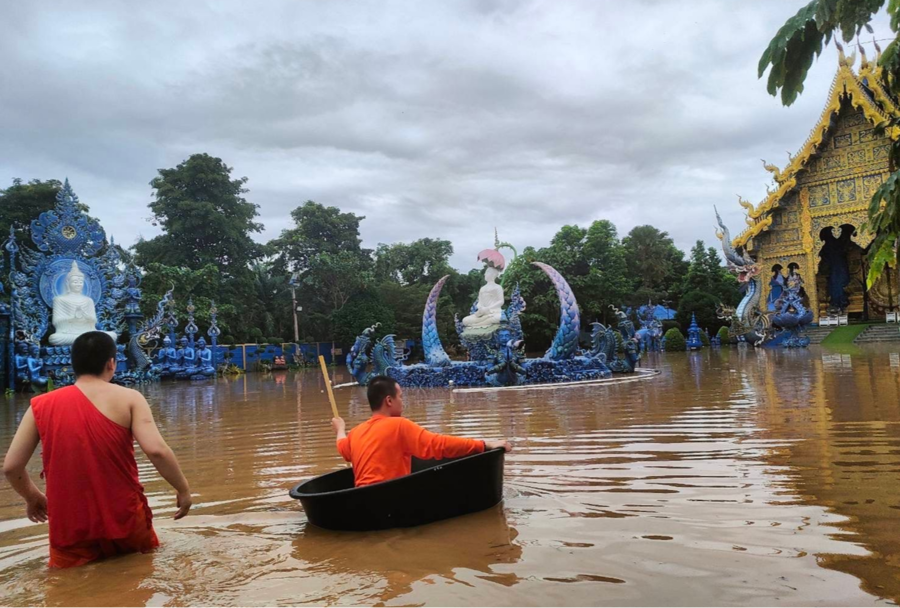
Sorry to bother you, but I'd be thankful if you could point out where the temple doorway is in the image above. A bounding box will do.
[816,224,867,320]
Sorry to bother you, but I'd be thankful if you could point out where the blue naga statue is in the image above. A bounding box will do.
[588,306,642,373]
[346,236,647,388]
[715,208,770,345]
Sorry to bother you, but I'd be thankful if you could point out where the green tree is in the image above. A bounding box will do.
[760,1,900,286]
[135,154,263,273]
[681,240,741,306]
[374,238,454,285]
[270,201,365,275]
[134,154,264,339]
[330,291,396,347]
[622,225,688,306]
[676,290,723,335]
[0,179,70,241]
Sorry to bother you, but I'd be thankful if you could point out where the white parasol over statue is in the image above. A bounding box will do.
[48,260,117,346]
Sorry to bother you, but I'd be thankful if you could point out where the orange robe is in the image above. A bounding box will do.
[31,386,158,568]
[337,415,484,487]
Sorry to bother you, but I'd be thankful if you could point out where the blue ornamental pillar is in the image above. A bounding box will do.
[4,226,18,392]
[207,300,221,372]
[0,303,8,392]
[686,313,704,350]
[184,298,198,348]
[123,263,144,338]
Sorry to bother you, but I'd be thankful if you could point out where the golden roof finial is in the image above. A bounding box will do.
[761,159,786,185]
[736,194,755,215]
[858,41,869,69]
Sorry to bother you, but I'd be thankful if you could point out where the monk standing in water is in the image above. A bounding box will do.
[3,331,192,568]
[332,375,512,487]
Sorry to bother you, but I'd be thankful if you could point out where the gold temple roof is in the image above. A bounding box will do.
[732,48,900,249]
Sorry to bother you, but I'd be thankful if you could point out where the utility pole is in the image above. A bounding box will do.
[289,273,300,344]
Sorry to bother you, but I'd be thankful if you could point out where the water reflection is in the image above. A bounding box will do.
[0,347,898,605]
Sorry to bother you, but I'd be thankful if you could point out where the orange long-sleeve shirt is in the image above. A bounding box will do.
[337,415,485,487]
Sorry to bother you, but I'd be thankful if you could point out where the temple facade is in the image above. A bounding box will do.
[732,49,899,322]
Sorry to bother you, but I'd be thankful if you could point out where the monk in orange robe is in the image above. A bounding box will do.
[3,332,192,568]
[332,376,512,487]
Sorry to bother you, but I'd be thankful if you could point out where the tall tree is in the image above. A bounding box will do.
[374,238,454,285]
[622,225,688,305]
[135,154,262,273]
[761,1,900,286]
[0,179,68,242]
[134,154,264,340]
[269,201,365,275]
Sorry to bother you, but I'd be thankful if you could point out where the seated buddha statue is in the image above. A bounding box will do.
[196,338,216,376]
[169,338,186,376]
[49,261,117,346]
[182,338,198,375]
[156,336,172,371]
[461,265,505,332]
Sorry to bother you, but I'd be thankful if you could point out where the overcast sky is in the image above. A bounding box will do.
[0,1,893,270]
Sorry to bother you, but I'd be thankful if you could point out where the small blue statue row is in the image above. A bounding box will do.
[152,299,221,381]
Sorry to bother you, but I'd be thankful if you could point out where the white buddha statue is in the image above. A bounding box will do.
[48,261,117,346]
[462,248,506,332]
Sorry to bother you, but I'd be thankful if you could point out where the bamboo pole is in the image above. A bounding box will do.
[318,355,340,419]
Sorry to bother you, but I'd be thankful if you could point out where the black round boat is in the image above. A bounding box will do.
[289,448,505,531]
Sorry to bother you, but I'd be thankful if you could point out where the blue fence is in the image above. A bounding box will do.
[213,341,340,371]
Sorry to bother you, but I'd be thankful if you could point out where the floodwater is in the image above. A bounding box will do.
[1,346,900,606]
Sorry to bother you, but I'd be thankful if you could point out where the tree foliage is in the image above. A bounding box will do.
[622,225,688,306]
[0,179,72,242]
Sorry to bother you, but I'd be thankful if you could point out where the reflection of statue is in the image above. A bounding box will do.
[196,338,215,376]
[462,249,506,331]
[48,260,117,346]
[28,344,48,388]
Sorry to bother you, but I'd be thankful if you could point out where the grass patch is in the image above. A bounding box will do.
[820,324,871,346]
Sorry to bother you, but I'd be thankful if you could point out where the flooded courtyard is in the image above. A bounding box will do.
[0,345,899,606]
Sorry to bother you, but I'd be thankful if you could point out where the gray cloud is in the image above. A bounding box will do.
[1,1,891,269]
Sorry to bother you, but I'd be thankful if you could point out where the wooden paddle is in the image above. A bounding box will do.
[318,355,340,419]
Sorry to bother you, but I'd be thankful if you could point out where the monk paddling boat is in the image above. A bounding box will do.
[290,447,505,531]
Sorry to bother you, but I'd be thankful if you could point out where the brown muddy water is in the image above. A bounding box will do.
[1,345,900,606]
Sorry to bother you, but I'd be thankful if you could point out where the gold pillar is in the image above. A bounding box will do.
[800,187,820,322]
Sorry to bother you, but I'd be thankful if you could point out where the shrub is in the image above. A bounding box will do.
[700,330,710,347]
[267,337,284,345]
[717,326,731,344]
[662,320,682,334]
[221,335,235,345]
[248,327,264,343]
[664,328,686,351]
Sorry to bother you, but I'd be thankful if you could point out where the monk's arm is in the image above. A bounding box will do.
[332,417,351,461]
[400,419,486,460]
[2,408,47,522]
[130,394,192,519]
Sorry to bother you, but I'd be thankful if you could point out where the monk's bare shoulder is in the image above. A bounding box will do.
[109,384,148,407]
